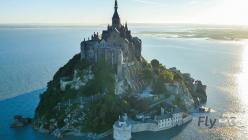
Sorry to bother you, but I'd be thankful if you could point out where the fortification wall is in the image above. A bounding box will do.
[131,122,157,133]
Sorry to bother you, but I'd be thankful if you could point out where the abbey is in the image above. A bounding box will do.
[33,1,208,139]
[80,0,142,77]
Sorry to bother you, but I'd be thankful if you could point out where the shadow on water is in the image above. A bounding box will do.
[0,88,55,140]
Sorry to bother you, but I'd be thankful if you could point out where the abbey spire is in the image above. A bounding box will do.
[112,0,121,28]
[115,0,118,10]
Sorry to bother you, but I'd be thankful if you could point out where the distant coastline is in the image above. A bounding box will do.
[1,24,248,41]
[1,23,248,27]
[137,28,248,41]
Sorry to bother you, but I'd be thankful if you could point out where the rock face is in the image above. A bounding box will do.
[33,0,207,138]
[10,115,32,128]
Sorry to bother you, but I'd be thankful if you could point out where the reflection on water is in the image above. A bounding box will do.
[237,41,248,110]
[140,37,248,139]
[236,40,248,137]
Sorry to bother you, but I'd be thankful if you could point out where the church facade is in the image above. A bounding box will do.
[80,0,142,78]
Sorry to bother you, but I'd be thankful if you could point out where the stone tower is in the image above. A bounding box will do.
[112,0,121,28]
[113,113,132,140]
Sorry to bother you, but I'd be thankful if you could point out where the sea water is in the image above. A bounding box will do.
[0,25,247,139]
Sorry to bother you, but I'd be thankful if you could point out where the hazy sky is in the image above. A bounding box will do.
[0,0,247,25]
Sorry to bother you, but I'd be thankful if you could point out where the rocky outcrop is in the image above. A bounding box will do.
[33,56,207,137]
[10,115,32,128]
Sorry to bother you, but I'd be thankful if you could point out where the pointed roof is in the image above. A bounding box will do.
[115,0,118,9]
[112,0,121,27]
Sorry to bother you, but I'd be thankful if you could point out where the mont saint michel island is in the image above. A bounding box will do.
[2,0,248,139]
[12,0,207,139]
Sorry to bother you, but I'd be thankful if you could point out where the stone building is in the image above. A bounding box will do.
[113,113,132,140]
[113,110,188,140]
[80,0,142,78]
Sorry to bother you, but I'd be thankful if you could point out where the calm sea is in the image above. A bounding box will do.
[0,25,248,140]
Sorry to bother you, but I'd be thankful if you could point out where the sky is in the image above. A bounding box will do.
[0,0,247,25]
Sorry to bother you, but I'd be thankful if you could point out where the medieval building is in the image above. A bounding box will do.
[80,0,142,78]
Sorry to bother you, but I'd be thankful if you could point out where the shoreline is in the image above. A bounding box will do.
[1,87,206,139]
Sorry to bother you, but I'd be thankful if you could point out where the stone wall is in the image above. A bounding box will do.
[131,122,157,133]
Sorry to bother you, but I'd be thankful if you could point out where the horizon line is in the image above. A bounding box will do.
[1,22,248,28]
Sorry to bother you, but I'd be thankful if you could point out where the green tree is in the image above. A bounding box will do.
[151,59,160,68]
